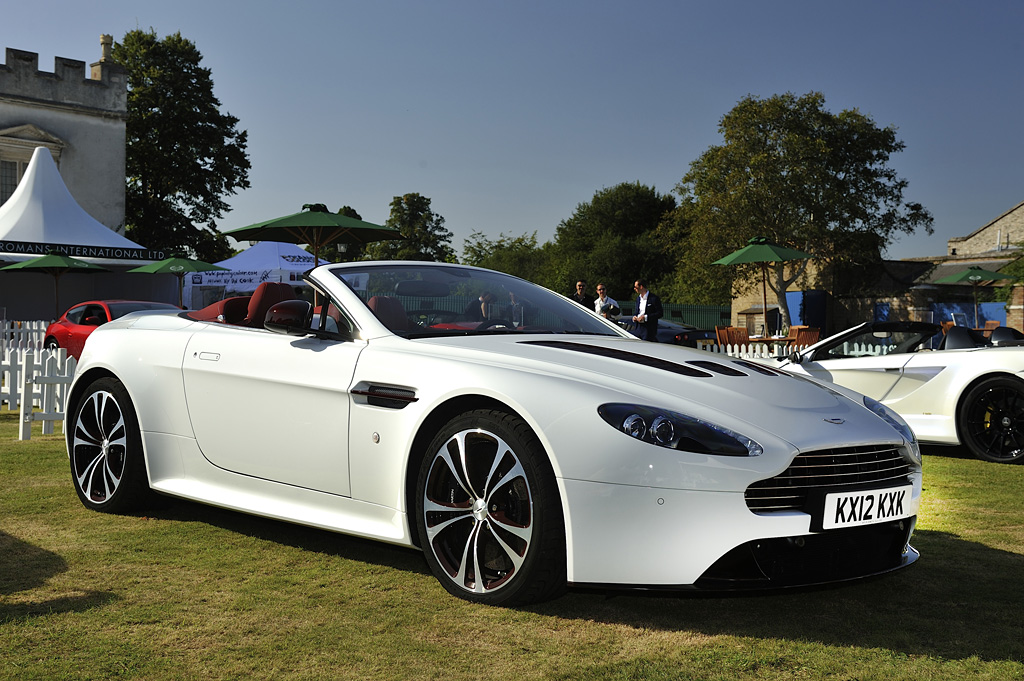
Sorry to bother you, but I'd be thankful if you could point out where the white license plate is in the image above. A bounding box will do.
[822,484,914,530]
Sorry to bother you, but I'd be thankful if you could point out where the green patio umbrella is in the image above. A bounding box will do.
[712,236,814,336]
[0,254,109,319]
[128,256,229,308]
[223,203,403,264]
[935,265,1017,327]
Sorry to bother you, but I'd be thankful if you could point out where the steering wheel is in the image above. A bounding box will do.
[477,318,514,330]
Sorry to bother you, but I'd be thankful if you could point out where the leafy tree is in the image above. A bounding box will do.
[114,29,250,261]
[550,182,676,302]
[362,193,456,262]
[462,231,548,282]
[678,91,933,325]
[654,200,732,305]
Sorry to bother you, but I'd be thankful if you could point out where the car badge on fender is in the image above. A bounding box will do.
[823,417,846,425]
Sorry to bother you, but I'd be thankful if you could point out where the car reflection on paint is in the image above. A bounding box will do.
[616,317,718,346]
[44,299,181,359]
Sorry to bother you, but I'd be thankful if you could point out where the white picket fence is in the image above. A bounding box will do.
[1,343,77,440]
[2,319,50,351]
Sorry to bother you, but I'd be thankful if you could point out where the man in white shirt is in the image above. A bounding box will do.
[593,283,619,318]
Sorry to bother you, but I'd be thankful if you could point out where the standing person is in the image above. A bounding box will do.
[593,283,619,318]
[570,280,589,306]
[631,279,663,342]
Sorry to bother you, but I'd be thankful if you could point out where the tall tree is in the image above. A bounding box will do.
[462,230,548,282]
[114,29,250,261]
[678,91,933,325]
[362,193,456,262]
[551,182,676,302]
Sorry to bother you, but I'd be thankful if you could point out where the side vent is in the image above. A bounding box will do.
[351,385,418,409]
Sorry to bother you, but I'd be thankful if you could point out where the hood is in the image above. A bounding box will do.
[410,334,905,451]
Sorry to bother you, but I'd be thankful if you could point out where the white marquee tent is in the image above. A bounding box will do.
[0,147,172,320]
[0,147,154,261]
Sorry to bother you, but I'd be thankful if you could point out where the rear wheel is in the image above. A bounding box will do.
[45,337,59,351]
[957,376,1024,463]
[70,377,153,512]
[416,409,566,605]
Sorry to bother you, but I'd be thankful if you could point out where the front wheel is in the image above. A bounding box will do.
[957,376,1024,463]
[415,409,566,605]
[69,377,153,512]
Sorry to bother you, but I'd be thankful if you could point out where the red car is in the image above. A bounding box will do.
[45,300,180,359]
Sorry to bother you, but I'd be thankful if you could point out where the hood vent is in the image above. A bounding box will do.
[521,340,716,378]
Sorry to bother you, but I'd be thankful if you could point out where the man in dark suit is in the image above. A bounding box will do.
[631,279,663,342]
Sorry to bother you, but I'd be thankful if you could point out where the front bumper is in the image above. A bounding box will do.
[559,478,919,589]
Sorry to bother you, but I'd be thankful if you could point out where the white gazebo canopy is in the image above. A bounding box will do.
[0,147,174,320]
[0,146,162,265]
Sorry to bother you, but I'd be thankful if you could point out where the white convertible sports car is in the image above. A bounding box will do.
[68,262,921,605]
[773,320,1024,464]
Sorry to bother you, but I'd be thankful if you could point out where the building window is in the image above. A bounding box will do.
[0,159,23,205]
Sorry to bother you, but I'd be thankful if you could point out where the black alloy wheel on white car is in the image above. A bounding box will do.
[416,409,566,605]
[69,377,153,512]
[958,375,1024,464]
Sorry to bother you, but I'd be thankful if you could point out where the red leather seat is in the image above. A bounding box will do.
[242,282,297,328]
[368,296,409,332]
[188,295,250,323]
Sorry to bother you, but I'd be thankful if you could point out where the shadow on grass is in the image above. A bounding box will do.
[116,494,1023,663]
[143,498,431,577]
[541,529,1024,663]
[0,530,117,622]
[921,442,976,461]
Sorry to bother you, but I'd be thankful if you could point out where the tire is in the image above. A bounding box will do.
[415,409,566,605]
[69,377,153,512]
[957,376,1024,464]
[45,337,59,351]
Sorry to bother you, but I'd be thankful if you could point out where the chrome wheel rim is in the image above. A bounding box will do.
[72,390,128,503]
[422,428,533,594]
[964,385,1024,462]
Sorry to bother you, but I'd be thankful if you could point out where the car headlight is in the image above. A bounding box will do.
[863,396,922,464]
[598,403,763,456]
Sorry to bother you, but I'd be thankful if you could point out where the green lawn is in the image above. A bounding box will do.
[1,411,1022,680]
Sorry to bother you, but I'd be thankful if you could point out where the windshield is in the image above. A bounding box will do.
[327,263,623,338]
[816,325,941,360]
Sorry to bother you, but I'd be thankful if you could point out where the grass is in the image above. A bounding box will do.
[1,410,1023,680]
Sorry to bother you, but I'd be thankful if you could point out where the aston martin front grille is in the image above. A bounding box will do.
[745,445,912,513]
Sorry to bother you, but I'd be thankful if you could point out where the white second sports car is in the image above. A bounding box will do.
[773,320,1024,464]
[68,262,921,605]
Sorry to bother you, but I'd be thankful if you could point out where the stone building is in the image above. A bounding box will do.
[0,35,127,231]
[947,201,1024,259]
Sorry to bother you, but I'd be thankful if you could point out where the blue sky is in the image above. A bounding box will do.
[5,1,1022,261]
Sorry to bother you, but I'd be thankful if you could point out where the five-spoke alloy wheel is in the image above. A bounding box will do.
[70,377,151,512]
[416,409,565,605]
[958,376,1024,463]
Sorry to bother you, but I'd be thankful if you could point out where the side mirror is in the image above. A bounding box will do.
[265,300,313,336]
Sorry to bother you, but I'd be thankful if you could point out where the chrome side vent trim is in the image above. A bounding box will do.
[351,385,418,409]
